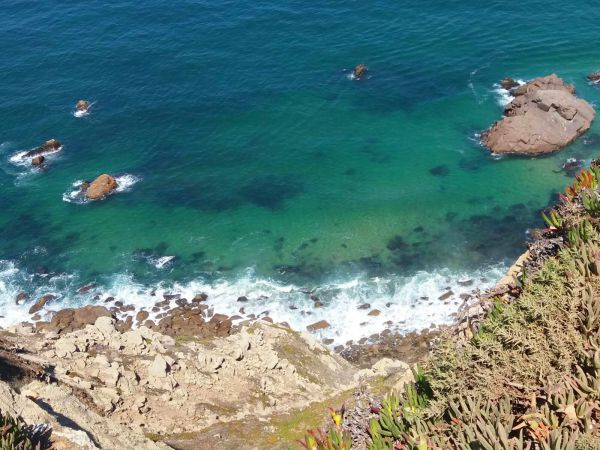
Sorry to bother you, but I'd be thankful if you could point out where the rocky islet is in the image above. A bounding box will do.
[482,74,595,155]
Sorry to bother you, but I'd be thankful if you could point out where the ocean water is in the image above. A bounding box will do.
[2,1,600,343]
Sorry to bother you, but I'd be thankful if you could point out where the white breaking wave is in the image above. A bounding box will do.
[0,259,506,344]
[62,180,87,204]
[492,79,525,107]
[9,145,63,167]
[0,260,73,327]
[150,256,176,269]
[115,174,140,192]
[73,101,95,118]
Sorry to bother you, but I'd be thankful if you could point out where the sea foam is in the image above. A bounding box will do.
[9,145,63,167]
[0,262,506,345]
[493,79,525,107]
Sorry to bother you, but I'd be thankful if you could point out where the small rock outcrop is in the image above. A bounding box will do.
[353,64,367,79]
[482,74,595,155]
[15,293,28,305]
[24,139,62,158]
[84,174,118,200]
[499,77,520,90]
[31,155,45,166]
[28,295,56,315]
[306,320,330,332]
[587,71,600,83]
[75,100,90,111]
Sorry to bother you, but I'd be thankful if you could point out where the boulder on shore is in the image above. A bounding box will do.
[36,305,113,333]
[24,139,62,158]
[84,174,118,200]
[482,74,595,155]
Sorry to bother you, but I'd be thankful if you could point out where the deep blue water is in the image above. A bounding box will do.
[1,1,600,342]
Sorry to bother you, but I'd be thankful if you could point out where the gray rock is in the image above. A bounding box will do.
[149,355,169,378]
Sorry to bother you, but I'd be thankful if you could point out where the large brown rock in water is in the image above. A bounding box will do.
[31,155,45,166]
[85,174,118,200]
[24,139,62,158]
[76,100,90,111]
[353,64,367,79]
[482,74,595,155]
[28,294,56,314]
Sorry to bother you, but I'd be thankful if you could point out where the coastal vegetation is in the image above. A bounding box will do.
[296,162,600,449]
[0,410,42,450]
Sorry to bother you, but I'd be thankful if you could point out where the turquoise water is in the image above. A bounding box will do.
[2,1,600,341]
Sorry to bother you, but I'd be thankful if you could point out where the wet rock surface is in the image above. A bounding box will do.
[587,71,600,83]
[353,64,367,79]
[24,139,62,158]
[84,174,118,200]
[482,74,595,155]
[31,155,45,166]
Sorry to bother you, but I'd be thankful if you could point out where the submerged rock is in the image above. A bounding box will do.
[85,174,118,200]
[24,139,62,158]
[482,74,595,155]
[561,157,583,175]
[587,71,600,83]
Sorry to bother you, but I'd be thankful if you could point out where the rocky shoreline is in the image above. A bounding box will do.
[0,236,542,449]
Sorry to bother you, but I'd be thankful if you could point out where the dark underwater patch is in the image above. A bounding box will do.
[429,165,450,176]
[386,235,409,252]
[583,133,600,146]
[445,212,458,222]
[239,176,303,210]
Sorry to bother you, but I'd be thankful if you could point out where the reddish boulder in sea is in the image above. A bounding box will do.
[76,99,90,111]
[306,320,330,332]
[136,310,149,322]
[31,155,45,166]
[482,74,595,155]
[28,294,56,314]
[84,174,118,200]
[353,64,367,79]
